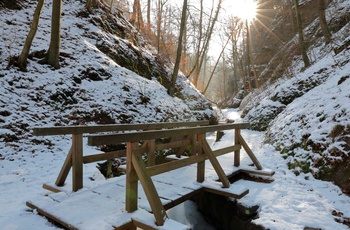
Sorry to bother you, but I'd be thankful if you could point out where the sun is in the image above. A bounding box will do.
[228,0,257,22]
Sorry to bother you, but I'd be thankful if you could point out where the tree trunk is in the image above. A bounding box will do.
[294,0,310,68]
[168,0,187,96]
[318,0,331,44]
[18,0,44,71]
[192,0,222,88]
[203,34,231,95]
[86,0,98,13]
[40,0,62,69]
[192,0,204,87]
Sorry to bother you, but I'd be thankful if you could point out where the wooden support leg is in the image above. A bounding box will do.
[72,134,83,192]
[131,146,166,226]
[55,146,72,186]
[126,142,138,212]
[239,134,263,170]
[202,139,230,188]
[197,134,205,183]
[234,129,241,167]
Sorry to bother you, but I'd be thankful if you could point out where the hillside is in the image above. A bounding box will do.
[1,0,350,229]
[241,0,350,194]
[0,0,216,161]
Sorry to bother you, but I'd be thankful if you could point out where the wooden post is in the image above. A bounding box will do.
[72,134,83,192]
[234,128,240,167]
[197,134,205,183]
[132,149,166,226]
[147,139,156,167]
[55,146,72,186]
[126,142,139,212]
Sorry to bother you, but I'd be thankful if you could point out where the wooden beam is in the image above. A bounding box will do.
[126,142,139,213]
[113,221,135,230]
[83,150,126,164]
[239,134,263,170]
[203,186,249,199]
[155,139,191,151]
[197,134,205,183]
[42,183,62,193]
[55,146,72,186]
[213,145,241,157]
[88,123,250,146]
[240,167,275,177]
[131,148,166,226]
[72,134,83,192]
[26,201,79,230]
[202,139,230,188]
[33,121,210,136]
[147,154,206,177]
[234,129,240,167]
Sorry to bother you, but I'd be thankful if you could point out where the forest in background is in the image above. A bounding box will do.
[3,0,343,103]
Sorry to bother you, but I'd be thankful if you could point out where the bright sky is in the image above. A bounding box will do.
[223,0,257,22]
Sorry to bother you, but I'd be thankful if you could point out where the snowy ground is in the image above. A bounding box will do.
[1,109,350,230]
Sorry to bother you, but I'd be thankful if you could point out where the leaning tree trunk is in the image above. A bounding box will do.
[40,0,62,69]
[18,0,45,71]
[294,0,310,68]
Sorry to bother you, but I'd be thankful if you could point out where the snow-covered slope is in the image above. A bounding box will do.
[0,0,216,161]
[241,0,350,194]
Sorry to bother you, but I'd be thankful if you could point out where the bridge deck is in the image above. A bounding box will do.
[27,157,273,230]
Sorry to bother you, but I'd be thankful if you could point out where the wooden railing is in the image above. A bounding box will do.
[34,121,269,227]
[33,121,210,192]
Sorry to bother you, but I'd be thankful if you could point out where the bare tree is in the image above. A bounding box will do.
[130,0,144,30]
[191,0,223,88]
[168,0,187,96]
[294,0,310,68]
[318,0,331,44]
[18,0,45,71]
[40,0,62,69]
[86,0,99,13]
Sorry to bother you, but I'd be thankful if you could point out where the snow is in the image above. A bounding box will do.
[1,0,350,229]
[2,109,350,229]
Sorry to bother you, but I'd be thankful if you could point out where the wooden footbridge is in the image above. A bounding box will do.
[27,121,274,230]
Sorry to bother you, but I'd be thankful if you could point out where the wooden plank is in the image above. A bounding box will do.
[126,142,139,212]
[202,186,249,199]
[234,129,240,167]
[240,167,275,177]
[42,183,62,193]
[132,219,156,230]
[147,154,206,177]
[201,139,230,188]
[26,201,79,230]
[55,146,72,186]
[33,121,210,136]
[197,134,205,183]
[155,139,191,151]
[239,134,263,170]
[213,145,241,157]
[113,221,135,230]
[72,134,83,192]
[83,150,126,164]
[162,189,202,210]
[88,123,251,146]
[131,148,167,226]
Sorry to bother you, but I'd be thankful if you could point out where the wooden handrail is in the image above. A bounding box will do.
[88,123,250,146]
[33,121,210,136]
